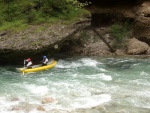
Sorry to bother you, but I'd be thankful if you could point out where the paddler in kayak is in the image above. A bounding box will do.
[41,56,49,66]
[24,58,33,68]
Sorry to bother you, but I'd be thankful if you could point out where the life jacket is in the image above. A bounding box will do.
[43,58,48,64]
[26,61,32,67]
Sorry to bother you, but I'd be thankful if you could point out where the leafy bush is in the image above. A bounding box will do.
[110,23,129,42]
[0,0,89,30]
[109,22,131,48]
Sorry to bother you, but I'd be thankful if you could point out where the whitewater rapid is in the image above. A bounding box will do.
[0,57,150,113]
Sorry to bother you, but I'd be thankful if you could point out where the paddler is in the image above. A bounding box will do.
[41,56,49,66]
[24,58,33,68]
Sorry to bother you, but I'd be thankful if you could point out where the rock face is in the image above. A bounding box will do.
[86,0,150,43]
[133,1,150,43]
[0,21,88,64]
[0,23,78,53]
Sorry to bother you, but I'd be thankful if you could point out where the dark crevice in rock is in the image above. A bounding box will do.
[91,13,135,27]
[138,37,150,46]
[80,0,141,6]
[59,27,88,53]
[144,14,150,17]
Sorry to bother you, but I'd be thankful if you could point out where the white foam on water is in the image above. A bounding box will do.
[38,94,111,111]
[30,86,48,95]
[56,58,101,69]
[56,60,82,69]
[0,111,25,113]
[71,94,111,109]
[69,87,92,97]
[135,90,150,98]
[52,82,73,88]
[79,58,101,67]
[140,71,149,76]
[130,79,150,86]
[25,84,49,96]
[70,73,78,78]
[36,78,47,84]
[86,73,112,81]
[99,68,108,72]
[119,59,133,63]
[28,109,42,113]
[124,95,150,109]
[100,73,112,81]
[0,98,20,112]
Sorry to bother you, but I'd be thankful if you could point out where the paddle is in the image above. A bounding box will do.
[24,60,25,68]
[23,60,26,75]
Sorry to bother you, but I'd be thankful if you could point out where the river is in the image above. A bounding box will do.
[0,56,150,113]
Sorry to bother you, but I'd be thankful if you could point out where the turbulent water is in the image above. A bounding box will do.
[0,57,150,113]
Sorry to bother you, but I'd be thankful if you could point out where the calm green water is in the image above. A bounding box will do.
[0,57,150,113]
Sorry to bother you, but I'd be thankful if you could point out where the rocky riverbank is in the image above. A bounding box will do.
[1,0,150,64]
[1,17,150,65]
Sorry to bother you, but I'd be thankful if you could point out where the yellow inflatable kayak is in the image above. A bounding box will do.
[18,60,57,74]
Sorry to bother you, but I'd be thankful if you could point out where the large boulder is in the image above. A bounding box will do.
[127,38,149,55]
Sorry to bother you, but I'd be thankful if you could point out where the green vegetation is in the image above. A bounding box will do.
[109,22,131,48]
[0,0,89,31]
[0,20,28,31]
